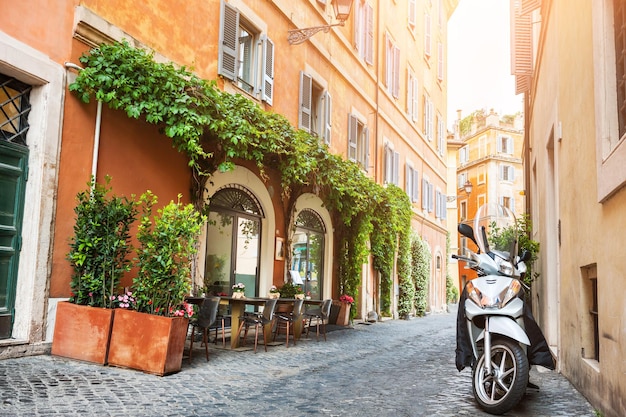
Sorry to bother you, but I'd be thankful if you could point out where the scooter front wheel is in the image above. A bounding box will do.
[472,337,529,415]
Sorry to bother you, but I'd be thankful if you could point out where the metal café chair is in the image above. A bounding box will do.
[236,298,277,353]
[188,296,220,361]
[304,299,333,341]
[273,298,304,347]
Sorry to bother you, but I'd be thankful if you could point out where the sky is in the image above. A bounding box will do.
[447,0,524,129]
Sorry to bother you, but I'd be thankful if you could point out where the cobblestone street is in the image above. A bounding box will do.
[0,308,595,416]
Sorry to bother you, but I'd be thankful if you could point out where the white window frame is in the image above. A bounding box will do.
[500,164,515,181]
[424,12,432,57]
[437,42,444,81]
[459,144,469,163]
[423,93,434,140]
[385,32,400,98]
[408,0,417,30]
[437,112,445,155]
[497,134,514,154]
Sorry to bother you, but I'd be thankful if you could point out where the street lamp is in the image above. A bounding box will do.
[287,0,354,45]
[463,180,473,195]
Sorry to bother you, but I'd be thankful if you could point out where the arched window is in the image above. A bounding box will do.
[204,185,264,298]
[290,209,326,300]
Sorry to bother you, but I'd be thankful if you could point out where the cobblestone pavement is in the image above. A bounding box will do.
[0,308,596,417]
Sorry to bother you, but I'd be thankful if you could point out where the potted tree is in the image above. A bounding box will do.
[107,191,204,376]
[51,176,138,364]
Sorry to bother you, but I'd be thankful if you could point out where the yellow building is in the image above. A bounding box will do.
[512,1,626,416]
[451,109,525,289]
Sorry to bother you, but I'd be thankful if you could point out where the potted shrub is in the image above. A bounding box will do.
[51,176,138,365]
[336,294,354,326]
[278,282,304,298]
[107,192,204,376]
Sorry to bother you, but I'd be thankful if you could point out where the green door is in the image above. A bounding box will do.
[0,140,28,339]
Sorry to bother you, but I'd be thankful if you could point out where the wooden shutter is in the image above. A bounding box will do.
[299,71,312,131]
[365,3,374,65]
[323,91,332,145]
[218,1,239,81]
[262,36,274,105]
[348,114,357,161]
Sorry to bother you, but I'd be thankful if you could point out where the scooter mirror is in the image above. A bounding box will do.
[458,223,477,245]
[519,249,532,262]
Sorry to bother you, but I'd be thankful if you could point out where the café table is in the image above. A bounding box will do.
[186,296,323,349]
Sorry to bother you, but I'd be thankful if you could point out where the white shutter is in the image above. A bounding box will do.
[428,183,434,212]
[261,36,274,105]
[384,145,392,183]
[218,1,239,81]
[393,45,400,98]
[364,127,370,171]
[299,71,312,131]
[422,179,428,209]
[408,0,417,27]
[365,3,374,65]
[348,114,357,161]
[413,170,419,202]
[424,13,431,56]
[393,151,400,185]
[323,91,332,145]
[412,75,419,121]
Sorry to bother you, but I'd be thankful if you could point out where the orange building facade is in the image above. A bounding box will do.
[0,0,458,357]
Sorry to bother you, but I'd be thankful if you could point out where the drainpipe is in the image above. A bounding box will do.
[64,62,102,181]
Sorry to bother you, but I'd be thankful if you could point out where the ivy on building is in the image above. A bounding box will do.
[70,40,428,316]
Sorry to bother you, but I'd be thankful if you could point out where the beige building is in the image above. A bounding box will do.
[511,1,626,416]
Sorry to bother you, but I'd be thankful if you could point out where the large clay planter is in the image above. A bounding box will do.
[51,301,115,365]
[336,302,351,326]
[107,309,189,376]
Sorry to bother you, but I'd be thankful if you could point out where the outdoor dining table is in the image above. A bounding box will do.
[186,296,323,349]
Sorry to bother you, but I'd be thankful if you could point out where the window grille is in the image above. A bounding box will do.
[0,74,32,147]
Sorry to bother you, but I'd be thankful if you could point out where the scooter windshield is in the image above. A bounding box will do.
[473,203,517,261]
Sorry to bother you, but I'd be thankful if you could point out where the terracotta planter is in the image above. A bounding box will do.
[336,302,351,326]
[51,301,115,365]
[107,309,189,376]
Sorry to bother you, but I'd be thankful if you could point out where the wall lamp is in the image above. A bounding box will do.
[288,0,354,45]
[447,179,474,202]
[463,180,473,195]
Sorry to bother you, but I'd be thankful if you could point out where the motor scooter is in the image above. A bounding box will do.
[454,203,554,415]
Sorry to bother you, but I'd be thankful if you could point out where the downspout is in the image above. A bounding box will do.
[65,62,102,181]
[374,0,382,320]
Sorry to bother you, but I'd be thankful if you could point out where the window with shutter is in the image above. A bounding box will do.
[424,13,432,57]
[348,114,369,170]
[299,72,312,131]
[218,1,274,103]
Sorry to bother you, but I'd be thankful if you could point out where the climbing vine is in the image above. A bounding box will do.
[411,232,431,317]
[70,41,416,314]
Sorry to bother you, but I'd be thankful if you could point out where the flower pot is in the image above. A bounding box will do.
[107,309,189,376]
[294,294,305,300]
[336,302,351,326]
[51,301,115,365]
[268,292,280,299]
[232,291,245,299]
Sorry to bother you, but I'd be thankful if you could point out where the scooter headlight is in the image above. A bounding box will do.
[465,279,522,308]
[497,259,514,276]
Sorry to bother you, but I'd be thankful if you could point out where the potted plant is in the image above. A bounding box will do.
[107,192,204,376]
[51,176,138,365]
[267,285,280,299]
[278,282,304,298]
[337,294,354,326]
[232,282,246,299]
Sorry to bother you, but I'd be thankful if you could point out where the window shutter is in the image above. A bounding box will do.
[218,1,239,81]
[424,13,431,56]
[412,169,419,202]
[405,165,411,193]
[393,151,400,185]
[406,69,413,117]
[408,0,417,27]
[262,36,274,105]
[438,42,444,81]
[508,136,514,154]
[422,178,428,209]
[348,114,357,161]
[442,194,447,219]
[428,183,435,213]
[364,127,370,171]
[412,75,419,121]
[384,145,392,183]
[365,3,374,65]
[436,190,441,218]
[323,91,332,145]
[299,71,312,131]
[393,46,400,98]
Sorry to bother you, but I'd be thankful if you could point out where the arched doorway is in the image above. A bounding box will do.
[204,185,264,298]
[290,209,325,300]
